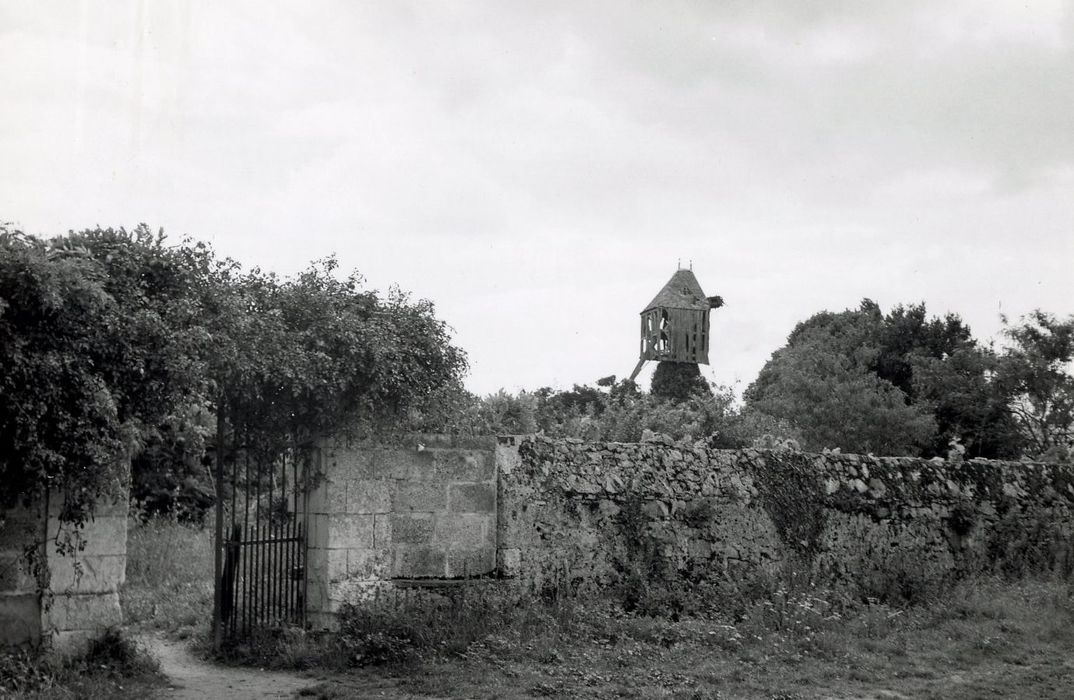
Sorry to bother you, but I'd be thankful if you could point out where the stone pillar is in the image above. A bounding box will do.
[0,477,129,655]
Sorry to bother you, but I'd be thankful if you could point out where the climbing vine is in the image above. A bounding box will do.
[749,451,827,558]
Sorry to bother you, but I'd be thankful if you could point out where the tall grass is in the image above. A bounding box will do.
[122,516,214,639]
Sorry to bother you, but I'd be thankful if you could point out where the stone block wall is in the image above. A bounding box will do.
[306,435,497,625]
[1,486,128,654]
[0,500,44,648]
[498,436,1074,593]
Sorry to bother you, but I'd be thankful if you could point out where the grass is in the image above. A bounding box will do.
[122,518,1074,699]
[121,515,214,640]
[207,574,1074,699]
[0,628,165,699]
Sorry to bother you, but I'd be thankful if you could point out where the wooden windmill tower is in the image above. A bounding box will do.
[629,266,723,382]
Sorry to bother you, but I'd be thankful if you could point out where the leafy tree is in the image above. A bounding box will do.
[650,361,709,401]
[0,227,131,524]
[911,347,1023,459]
[1,224,467,525]
[744,299,1023,457]
[996,311,1074,459]
[744,312,937,455]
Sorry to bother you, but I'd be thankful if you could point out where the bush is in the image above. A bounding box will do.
[0,628,161,697]
[988,506,1074,579]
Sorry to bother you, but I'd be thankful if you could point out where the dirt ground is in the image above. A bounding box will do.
[142,636,315,700]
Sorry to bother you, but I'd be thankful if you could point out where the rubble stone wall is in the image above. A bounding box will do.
[497,436,1074,591]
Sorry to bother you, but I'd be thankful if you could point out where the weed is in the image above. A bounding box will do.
[121,515,213,638]
[0,628,162,699]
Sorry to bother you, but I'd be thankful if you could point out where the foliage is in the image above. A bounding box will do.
[995,311,1074,459]
[0,628,162,698]
[750,451,826,557]
[220,581,576,670]
[122,515,214,639]
[650,361,709,401]
[0,223,467,525]
[745,303,937,455]
[452,376,756,444]
[745,299,1021,458]
[986,505,1074,579]
[0,226,134,523]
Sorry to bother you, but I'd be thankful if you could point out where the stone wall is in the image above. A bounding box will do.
[306,435,497,625]
[0,499,44,648]
[498,436,1074,592]
[0,487,128,653]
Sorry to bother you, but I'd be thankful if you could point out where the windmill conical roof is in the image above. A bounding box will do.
[643,269,709,312]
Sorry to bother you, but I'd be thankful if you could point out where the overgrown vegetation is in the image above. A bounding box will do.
[0,224,467,527]
[268,576,1074,700]
[121,514,214,640]
[0,628,163,699]
[119,505,1074,698]
[745,299,1074,460]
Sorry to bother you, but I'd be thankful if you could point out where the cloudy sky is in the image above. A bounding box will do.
[2,1,1072,396]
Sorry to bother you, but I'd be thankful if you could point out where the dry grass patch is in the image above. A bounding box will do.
[121,516,213,640]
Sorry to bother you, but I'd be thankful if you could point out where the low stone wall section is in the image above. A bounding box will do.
[306,435,497,625]
[497,436,1074,592]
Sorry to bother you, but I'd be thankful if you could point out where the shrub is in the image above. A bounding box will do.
[988,506,1074,578]
[0,628,161,697]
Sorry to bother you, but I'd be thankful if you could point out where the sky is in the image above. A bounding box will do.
[2,0,1072,397]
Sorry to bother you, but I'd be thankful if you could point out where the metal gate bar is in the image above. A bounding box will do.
[213,435,314,647]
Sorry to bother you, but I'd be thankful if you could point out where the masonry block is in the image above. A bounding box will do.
[326,548,348,583]
[0,553,33,593]
[391,514,436,545]
[48,517,127,557]
[306,547,327,580]
[308,476,347,515]
[347,548,388,579]
[497,548,522,577]
[324,443,376,480]
[326,514,374,550]
[48,554,125,595]
[432,450,495,481]
[346,480,392,514]
[446,548,496,578]
[402,434,498,451]
[392,546,446,578]
[392,482,446,512]
[375,448,434,480]
[448,483,495,513]
[50,629,96,657]
[373,514,391,549]
[46,592,122,631]
[432,514,487,548]
[305,512,330,550]
[0,593,40,646]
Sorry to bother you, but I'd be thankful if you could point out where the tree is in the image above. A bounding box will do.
[0,224,468,524]
[744,299,1022,457]
[650,362,709,401]
[0,227,132,524]
[910,346,1023,459]
[744,313,937,455]
[996,311,1074,459]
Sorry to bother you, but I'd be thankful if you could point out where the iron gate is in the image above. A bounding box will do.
[212,438,318,647]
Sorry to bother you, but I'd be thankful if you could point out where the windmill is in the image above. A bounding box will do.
[629,265,723,384]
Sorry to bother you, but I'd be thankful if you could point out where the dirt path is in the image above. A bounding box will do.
[141,636,315,700]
